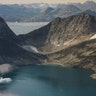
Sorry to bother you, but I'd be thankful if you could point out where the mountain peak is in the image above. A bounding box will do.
[44,7,54,14]
[0,17,17,42]
[80,13,93,17]
[18,13,96,52]
[84,1,96,4]
[76,13,96,23]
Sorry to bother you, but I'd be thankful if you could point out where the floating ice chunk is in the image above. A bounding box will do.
[0,77,12,84]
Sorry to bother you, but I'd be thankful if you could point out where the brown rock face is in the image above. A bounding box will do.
[18,13,96,52]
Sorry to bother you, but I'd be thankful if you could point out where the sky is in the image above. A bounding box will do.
[0,0,96,4]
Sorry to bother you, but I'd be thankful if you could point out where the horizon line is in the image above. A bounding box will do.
[0,1,95,5]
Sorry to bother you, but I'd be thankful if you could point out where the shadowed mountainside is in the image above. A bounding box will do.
[0,17,46,66]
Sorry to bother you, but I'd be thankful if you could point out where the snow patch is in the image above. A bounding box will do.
[90,34,96,39]
[22,45,39,53]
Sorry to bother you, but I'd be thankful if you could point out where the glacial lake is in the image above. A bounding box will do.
[0,65,96,96]
[2,22,96,96]
[7,22,48,35]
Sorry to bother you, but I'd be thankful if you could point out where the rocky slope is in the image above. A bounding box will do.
[18,13,96,52]
[0,12,96,78]
[46,39,96,69]
[18,13,96,77]
[0,17,18,42]
[0,17,46,66]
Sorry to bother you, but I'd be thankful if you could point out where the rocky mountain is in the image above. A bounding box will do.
[82,10,96,16]
[1,1,96,22]
[31,5,81,22]
[0,4,42,22]
[0,17,18,42]
[0,3,65,22]
[0,12,96,76]
[0,17,46,66]
[47,38,96,70]
[31,1,96,22]
[23,3,63,9]
[18,13,96,52]
[18,13,96,76]
[74,1,96,11]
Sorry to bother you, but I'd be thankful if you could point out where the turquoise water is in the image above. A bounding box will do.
[0,65,96,96]
[7,22,48,35]
[4,22,96,96]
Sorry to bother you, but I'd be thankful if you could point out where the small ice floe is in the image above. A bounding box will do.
[0,77,12,84]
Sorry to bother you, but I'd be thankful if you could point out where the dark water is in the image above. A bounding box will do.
[0,65,96,96]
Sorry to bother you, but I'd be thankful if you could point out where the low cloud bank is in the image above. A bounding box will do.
[0,64,13,74]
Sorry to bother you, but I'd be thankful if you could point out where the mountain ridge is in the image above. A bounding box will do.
[18,13,96,52]
[0,13,96,77]
[0,16,46,67]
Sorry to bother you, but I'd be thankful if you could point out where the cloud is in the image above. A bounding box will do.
[0,0,95,4]
[0,64,13,74]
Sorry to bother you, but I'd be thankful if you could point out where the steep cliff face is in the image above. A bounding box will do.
[0,38,46,65]
[18,13,96,52]
[0,17,46,65]
[0,17,18,42]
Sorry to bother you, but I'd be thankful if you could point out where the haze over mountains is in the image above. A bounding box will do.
[0,1,96,22]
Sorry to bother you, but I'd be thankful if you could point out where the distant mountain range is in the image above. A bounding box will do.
[0,1,96,22]
[73,1,96,11]
[31,5,81,22]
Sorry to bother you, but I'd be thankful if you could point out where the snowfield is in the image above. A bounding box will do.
[90,34,96,39]
[22,45,39,53]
